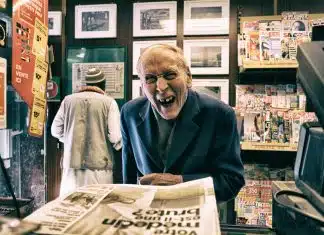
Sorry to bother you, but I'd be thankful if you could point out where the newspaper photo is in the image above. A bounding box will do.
[24,177,220,235]
[72,62,124,99]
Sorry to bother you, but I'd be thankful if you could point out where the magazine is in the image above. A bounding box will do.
[24,177,220,235]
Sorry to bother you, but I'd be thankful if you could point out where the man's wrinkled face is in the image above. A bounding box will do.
[139,48,191,120]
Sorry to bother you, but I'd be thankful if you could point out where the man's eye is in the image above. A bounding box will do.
[145,76,157,84]
[163,72,177,80]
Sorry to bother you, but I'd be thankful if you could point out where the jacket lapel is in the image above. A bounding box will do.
[165,90,200,171]
[137,101,164,170]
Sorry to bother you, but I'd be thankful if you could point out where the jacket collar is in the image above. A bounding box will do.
[137,89,200,171]
[79,86,105,95]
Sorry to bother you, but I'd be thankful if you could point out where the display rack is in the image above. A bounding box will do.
[238,13,324,73]
[240,59,298,72]
[241,142,298,152]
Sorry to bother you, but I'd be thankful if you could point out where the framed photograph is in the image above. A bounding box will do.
[132,79,229,104]
[132,79,143,99]
[48,11,62,36]
[183,0,229,35]
[75,4,117,39]
[133,1,177,37]
[133,40,177,75]
[191,79,229,104]
[66,46,127,107]
[183,39,229,75]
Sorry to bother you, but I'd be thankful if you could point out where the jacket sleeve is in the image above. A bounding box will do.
[51,99,65,142]
[120,105,138,184]
[182,108,245,203]
[107,100,122,151]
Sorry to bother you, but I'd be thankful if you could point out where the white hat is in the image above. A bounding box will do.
[85,68,105,83]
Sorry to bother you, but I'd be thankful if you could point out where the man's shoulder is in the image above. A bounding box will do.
[121,96,148,114]
[194,91,234,115]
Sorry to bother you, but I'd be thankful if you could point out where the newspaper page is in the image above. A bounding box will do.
[72,62,124,99]
[23,185,114,234]
[24,177,220,235]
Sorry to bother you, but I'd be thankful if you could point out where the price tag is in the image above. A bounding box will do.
[32,57,48,98]
[32,18,48,59]
[28,95,46,137]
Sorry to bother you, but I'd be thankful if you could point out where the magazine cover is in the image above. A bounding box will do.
[259,20,281,60]
[249,31,260,61]
[281,11,309,60]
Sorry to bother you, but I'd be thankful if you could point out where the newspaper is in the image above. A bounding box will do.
[24,177,220,235]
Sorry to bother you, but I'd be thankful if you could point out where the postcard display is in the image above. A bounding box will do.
[234,11,321,227]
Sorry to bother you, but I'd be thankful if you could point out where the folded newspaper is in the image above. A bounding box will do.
[24,177,220,234]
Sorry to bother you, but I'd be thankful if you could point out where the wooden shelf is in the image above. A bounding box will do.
[239,59,298,72]
[241,142,298,152]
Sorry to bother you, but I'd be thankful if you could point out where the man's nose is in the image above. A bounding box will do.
[156,75,168,92]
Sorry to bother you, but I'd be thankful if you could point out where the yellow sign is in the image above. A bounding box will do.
[32,57,48,98]
[32,18,48,59]
[28,95,46,137]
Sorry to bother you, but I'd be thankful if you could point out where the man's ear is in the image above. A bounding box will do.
[186,68,192,88]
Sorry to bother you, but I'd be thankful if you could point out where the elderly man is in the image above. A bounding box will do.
[51,68,122,196]
[121,44,244,202]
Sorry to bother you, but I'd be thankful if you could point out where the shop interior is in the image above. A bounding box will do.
[0,0,323,234]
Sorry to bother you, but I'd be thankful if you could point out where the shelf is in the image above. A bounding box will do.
[241,142,298,152]
[239,59,298,73]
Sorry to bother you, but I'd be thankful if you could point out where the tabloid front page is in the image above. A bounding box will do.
[24,177,220,235]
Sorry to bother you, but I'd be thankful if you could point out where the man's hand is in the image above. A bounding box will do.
[139,173,183,186]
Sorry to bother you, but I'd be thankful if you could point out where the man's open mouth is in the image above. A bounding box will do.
[158,96,175,106]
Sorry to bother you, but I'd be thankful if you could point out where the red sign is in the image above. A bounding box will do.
[12,0,48,107]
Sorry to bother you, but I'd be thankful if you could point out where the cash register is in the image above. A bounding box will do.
[272,41,324,235]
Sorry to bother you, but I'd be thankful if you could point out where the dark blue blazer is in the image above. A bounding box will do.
[121,89,245,202]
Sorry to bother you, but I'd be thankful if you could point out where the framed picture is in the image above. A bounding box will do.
[132,79,229,104]
[183,0,230,35]
[133,1,177,37]
[66,46,127,107]
[75,4,117,39]
[132,80,142,99]
[133,40,177,75]
[183,39,229,75]
[48,11,62,36]
[191,79,229,104]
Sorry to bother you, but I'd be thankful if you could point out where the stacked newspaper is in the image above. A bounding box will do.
[24,177,220,234]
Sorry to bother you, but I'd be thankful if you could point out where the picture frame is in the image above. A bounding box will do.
[191,79,229,104]
[66,46,127,107]
[183,0,230,35]
[132,79,229,104]
[133,40,177,75]
[133,1,177,37]
[75,4,117,39]
[48,11,62,36]
[183,39,229,75]
[132,80,142,99]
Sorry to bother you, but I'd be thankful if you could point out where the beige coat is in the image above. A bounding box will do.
[51,88,122,170]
